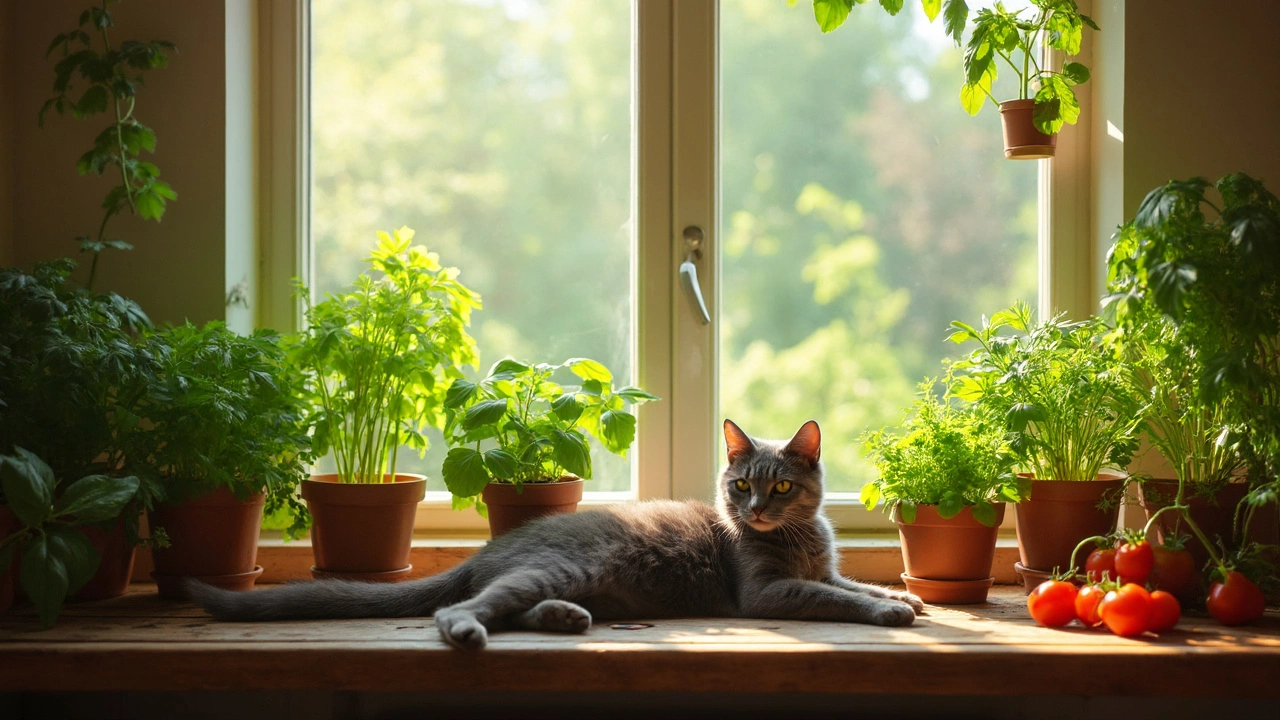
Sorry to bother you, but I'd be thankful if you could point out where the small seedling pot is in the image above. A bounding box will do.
[897,503,1004,604]
[999,99,1056,159]
[1014,473,1126,588]
[302,473,425,580]
[148,486,265,600]
[482,477,584,537]
[71,513,138,602]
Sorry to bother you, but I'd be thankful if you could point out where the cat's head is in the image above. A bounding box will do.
[717,419,824,533]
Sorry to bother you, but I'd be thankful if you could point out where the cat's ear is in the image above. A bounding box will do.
[785,420,822,467]
[723,419,756,465]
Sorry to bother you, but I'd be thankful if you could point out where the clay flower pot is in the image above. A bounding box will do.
[1014,473,1126,590]
[148,486,266,600]
[482,478,584,536]
[71,513,138,602]
[0,506,18,616]
[301,473,426,581]
[999,99,1056,159]
[897,503,1004,604]
[1138,480,1279,573]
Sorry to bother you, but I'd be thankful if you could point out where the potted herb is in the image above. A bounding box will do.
[0,260,156,601]
[0,449,139,626]
[861,382,1025,603]
[292,227,481,580]
[949,302,1140,589]
[441,358,657,536]
[807,0,1098,159]
[1106,173,1280,568]
[133,322,310,599]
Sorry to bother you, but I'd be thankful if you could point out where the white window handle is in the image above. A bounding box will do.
[679,226,711,325]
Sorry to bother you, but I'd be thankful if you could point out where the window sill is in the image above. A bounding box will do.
[130,536,1024,585]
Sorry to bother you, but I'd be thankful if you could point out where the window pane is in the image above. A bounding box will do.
[719,1,1039,495]
[311,0,635,493]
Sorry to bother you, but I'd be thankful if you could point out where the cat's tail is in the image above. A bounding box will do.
[187,565,472,622]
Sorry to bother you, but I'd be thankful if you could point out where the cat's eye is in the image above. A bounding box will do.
[773,480,793,494]
[734,479,750,492]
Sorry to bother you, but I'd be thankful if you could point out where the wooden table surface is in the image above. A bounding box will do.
[2,586,1279,696]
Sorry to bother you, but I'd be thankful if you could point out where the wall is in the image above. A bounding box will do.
[0,0,14,266]
[1123,0,1280,214]
[8,0,230,326]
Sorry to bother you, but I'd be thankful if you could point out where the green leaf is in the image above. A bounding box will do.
[489,358,530,376]
[814,0,855,32]
[615,387,660,404]
[73,85,108,118]
[898,501,917,524]
[921,0,942,22]
[551,429,592,479]
[597,410,637,455]
[53,475,139,523]
[1006,402,1044,432]
[971,500,997,527]
[878,0,904,16]
[20,533,70,628]
[462,398,509,430]
[552,393,584,424]
[441,447,491,498]
[0,450,57,527]
[1033,75,1079,133]
[566,358,612,383]
[937,494,964,519]
[444,379,479,409]
[942,0,968,44]
[859,482,881,510]
[482,449,521,481]
[1062,61,1090,85]
[47,525,99,594]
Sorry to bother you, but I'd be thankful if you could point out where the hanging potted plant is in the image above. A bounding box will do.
[441,358,657,536]
[861,382,1026,603]
[949,302,1140,591]
[958,1,1097,159]
[0,260,158,601]
[134,322,311,599]
[291,227,481,581]
[0,449,139,626]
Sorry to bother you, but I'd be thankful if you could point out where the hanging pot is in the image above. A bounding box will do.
[1000,99,1057,159]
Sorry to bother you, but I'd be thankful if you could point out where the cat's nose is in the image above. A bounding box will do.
[751,507,763,519]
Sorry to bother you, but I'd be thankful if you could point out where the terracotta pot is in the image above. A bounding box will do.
[301,473,425,578]
[999,99,1056,159]
[897,503,1005,581]
[1013,562,1054,593]
[0,506,18,616]
[70,513,137,602]
[482,478,584,537]
[1138,480,1278,572]
[1015,474,1125,576]
[148,486,265,600]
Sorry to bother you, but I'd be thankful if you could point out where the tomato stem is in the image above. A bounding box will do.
[1067,534,1109,579]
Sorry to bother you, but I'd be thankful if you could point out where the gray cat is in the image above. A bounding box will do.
[191,420,923,649]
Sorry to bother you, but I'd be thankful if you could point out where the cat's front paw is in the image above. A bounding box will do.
[870,600,916,627]
[435,608,489,650]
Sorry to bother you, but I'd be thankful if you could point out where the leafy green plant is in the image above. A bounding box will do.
[131,322,311,538]
[860,381,1024,526]
[292,227,481,485]
[0,449,138,627]
[948,301,1140,481]
[40,0,177,288]
[808,0,1097,134]
[440,358,657,511]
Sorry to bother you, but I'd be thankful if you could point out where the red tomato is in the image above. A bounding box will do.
[1028,580,1078,627]
[1085,548,1116,583]
[1147,590,1181,632]
[1150,546,1197,597]
[1075,584,1106,627]
[1207,571,1266,626]
[1114,540,1155,585]
[1099,583,1151,637]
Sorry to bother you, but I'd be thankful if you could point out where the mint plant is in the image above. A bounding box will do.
[40,0,177,289]
[0,449,139,627]
[441,358,657,512]
[947,301,1140,482]
[292,227,481,485]
[860,381,1024,526]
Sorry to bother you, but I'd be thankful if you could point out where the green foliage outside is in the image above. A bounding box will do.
[860,382,1024,526]
[440,359,657,513]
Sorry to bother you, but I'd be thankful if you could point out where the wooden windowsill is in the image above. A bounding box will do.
[2,586,1278,696]
[129,536,1025,586]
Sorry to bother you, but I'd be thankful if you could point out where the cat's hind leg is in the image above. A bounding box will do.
[434,570,588,650]
[510,599,593,633]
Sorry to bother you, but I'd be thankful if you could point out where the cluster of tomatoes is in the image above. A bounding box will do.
[1027,535,1268,635]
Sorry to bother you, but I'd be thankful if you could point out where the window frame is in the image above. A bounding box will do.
[261,0,1099,535]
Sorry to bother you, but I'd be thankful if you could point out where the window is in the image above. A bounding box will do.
[278,0,1076,533]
